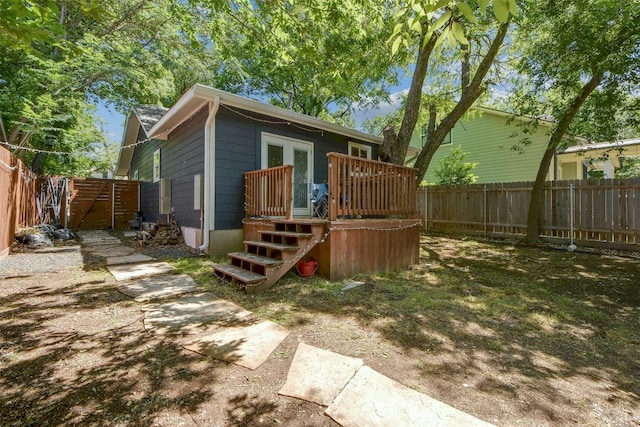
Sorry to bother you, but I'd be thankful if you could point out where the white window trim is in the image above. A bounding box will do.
[153,149,161,183]
[348,141,372,159]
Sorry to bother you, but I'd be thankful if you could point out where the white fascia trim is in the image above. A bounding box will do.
[148,85,208,140]
[115,111,142,177]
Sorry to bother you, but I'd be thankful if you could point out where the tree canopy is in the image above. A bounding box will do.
[507,0,640,243]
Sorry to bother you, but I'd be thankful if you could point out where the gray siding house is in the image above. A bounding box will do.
[115,84,382,257]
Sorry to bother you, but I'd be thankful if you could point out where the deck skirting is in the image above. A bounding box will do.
[243,218,421,281]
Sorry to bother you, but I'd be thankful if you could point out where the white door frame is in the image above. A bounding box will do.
[261,132,314,216]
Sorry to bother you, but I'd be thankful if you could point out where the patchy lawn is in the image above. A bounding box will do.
[1,233,639,426]
[177,234,640,426]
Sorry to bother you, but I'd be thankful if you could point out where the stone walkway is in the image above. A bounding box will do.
[79,230,496,427]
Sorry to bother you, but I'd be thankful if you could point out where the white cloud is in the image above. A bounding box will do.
[352,89,408,128]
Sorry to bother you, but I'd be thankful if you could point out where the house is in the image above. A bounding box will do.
[115,84,420,292]
[411,106,564,184]
[556,138,640,179]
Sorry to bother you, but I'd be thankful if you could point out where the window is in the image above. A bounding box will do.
[348,141,371,159]
[153,149,161,182]
[133,170,139,180]
[443,130,452,145]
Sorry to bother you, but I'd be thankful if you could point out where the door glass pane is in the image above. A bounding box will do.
[267,144,283,168]
[293,148,308,209]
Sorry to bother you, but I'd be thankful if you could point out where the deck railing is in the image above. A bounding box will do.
[327,152,417,221]
[244,165,293,220]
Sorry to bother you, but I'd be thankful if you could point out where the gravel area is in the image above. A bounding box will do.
[0,245,83,278]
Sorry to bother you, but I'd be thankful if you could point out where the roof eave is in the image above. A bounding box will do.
[114,112,141,177]
[148,84,383,145]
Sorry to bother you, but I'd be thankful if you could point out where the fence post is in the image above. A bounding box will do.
[424,186,428,232]
[569,183,576,249]
[483,184,488,238]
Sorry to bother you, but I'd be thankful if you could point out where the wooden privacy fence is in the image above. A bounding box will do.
[0,146,40,257]
[69,178,140,229]
[327,152,417,221]
[418,179,640,249]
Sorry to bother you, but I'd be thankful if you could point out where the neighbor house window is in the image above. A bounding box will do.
[348,141,371,159]
[133,170,139,180]
[153,149,161,182]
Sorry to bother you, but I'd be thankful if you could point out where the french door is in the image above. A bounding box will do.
[261,133,313,216]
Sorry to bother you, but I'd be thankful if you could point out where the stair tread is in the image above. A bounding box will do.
[259,230,314,238]
[270,218,328,225]
[214,264,266,284]
[229,252,283,266]
[244,240,299,251]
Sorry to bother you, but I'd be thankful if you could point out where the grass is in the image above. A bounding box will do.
[171,234,640,401]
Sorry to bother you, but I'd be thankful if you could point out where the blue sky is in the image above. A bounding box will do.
[96,101,126,145]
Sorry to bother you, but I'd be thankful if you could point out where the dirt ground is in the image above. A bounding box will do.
[1,234,639,426]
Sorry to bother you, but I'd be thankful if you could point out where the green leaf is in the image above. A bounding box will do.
[411,17,423,34]
[432,10,452,32]
[493,0,510,23]
[451,21,469,45]
[392,22,404,37]
[434,0,452,10]
[478,0,490,12]
[391,36,402,55]
[507,0,519,16]
[412,2,425,16]
[457,2,478,24]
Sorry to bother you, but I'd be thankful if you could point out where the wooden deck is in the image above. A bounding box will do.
[236,154,420,287]
[243,217,421,281]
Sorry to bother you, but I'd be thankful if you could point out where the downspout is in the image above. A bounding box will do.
[199,97,220,254]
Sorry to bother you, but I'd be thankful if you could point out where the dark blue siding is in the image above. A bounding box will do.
[213,107,378,230]
[130,128,162,221]
[163,110,206,228]
[130,109,206,228]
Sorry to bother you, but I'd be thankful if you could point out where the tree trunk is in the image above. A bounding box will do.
[524,71,604,244]
[414,21,510,182]
[379,31,437,165]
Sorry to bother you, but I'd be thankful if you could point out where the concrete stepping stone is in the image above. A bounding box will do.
[106,253,155,265]
[181,319,290,370]
[88,246,136,258]
[117,274,199,302]
[279,343,363,405]
[325,366,495,427]
[142,294,253,336]
[108,261,175,281]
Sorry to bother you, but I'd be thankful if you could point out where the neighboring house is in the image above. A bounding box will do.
[90,169,114,179]
[556,138,640,180]
[115,85,381,254]
[411,106,565,184]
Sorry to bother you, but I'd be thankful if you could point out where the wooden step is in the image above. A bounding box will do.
[228,252,283,267]
[214,264,266,285]
[270,218,328,225]
[259,230,314,239]
[244,240,299,251]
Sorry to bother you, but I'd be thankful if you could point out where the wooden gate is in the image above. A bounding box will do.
[69,178,139,230]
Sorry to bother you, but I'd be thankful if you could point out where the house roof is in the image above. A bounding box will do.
[558,138,640,154]
[148,84,383,144]
[114,104,169,177]
[115,84,383,176]
[134,104,169,133]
